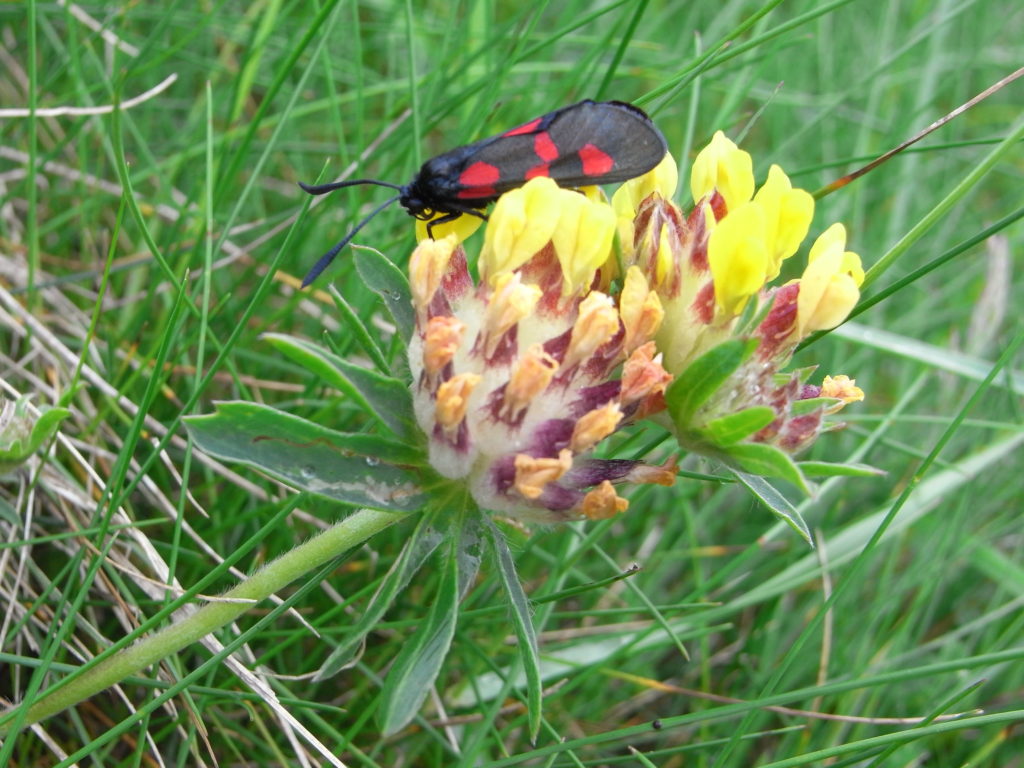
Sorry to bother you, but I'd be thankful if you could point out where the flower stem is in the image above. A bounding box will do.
[11,507,410,729]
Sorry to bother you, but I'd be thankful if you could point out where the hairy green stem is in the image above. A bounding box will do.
[12,507,409,729]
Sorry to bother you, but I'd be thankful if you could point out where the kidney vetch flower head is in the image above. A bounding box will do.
[408,176,676,523]
[613,132,865,460]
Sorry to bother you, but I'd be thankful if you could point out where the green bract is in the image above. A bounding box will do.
[0,397,70,476]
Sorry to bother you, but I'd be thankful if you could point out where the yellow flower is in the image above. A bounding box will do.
[550,189,617,297]
[613,152,679,217]
[514,450,573,500]
[690,131,754,212]
[707,201,771,316]
[435,373,481,434]
[579,185,609,204]
[797,223,863,336]
[562,291,619,370]
[570,402,624,453]
[401,129,868,520]
[752,165,814,280]
[619,266,664,354]
[612,153,679,253]
[632,198,685,293]
[423,316,466,377]
[479,176,616,300]
[580,480,630,520]
[481,272,542,358]
[620,341,672,407]
[820,374,865,412]
[480,177,564,280]
[409,233,458,320]
[502,344,559,420]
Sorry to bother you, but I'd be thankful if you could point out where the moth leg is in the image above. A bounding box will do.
[425,206,490,239]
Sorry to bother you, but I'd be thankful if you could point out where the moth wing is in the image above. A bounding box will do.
[467,100,668,191]
[419,100,667,201]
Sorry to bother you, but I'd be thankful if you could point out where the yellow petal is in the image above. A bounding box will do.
[570,402,623,453]
[613,153,678,253]
[423,315,465,377]
[503,344,559,419]
[821,374,865,407]
[482,271,542,357]
[798,273,860,335]
[797,224,864,335]
[564,291,619,369]
[840,250,865,287]
[808,222,845,262]
[552,192,617,297]
[753,165,814,279]
[514,449,573,499]
[580,185,609,204]
[409,234,458,315]
[435,373,481,431]
[807,223,862,285]
[480,177,563,281]
[620,341,672,405]
[690,131,754,212]
[707,202,770,316]
[579,480,629,519]
[612,152,679,217]
[619,266,664,352]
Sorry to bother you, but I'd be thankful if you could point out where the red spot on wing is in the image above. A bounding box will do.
[534,132,559,162]
[458,186,496,199]
[503,117,542,137]
[524,163,550,180]
[458,161,500,198]
[460,161,501,187]
[579,143,614,176]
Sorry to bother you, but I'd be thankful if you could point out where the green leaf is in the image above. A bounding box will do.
[486,517,542,742]
[702,406,776,445]
[186,401,420,464]
[379,530,461,735]
[0,399,70,474]
[263,333,415,439]
[315,515,443,680]
[798,461,886,478]
[185,402,426,511]
[790,397,834,415]
[722,442,811,495]
[354,247,415,344]
[665,338,757,427]
[730,469,812,545]
[783,365,818,386]
[456,510,485,598]
[31,407,71,442]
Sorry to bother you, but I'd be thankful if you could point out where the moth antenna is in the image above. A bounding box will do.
[301,194,402,287]
[299,178,404,196]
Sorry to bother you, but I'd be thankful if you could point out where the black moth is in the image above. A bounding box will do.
[299,99,668,286]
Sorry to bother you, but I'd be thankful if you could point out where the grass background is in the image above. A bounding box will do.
[2,0,1023,764]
